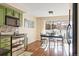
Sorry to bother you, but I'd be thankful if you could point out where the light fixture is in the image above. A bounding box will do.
[48,11,53,15]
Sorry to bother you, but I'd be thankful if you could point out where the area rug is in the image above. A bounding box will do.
[18,51,33,56]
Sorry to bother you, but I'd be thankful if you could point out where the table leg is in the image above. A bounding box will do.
[54,39,55,56]
[62,38,64,55]
[57,40,58,56]
[49,38,51,56]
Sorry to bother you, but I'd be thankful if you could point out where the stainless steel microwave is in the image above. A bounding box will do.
[5,16,20,27]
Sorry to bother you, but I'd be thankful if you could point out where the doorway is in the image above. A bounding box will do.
[72,3,77,56]
[41,3,77,56]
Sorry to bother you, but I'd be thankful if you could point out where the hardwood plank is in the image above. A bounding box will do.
[26,40,65,56]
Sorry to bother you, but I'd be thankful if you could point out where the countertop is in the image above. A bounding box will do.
[0,32,25,36]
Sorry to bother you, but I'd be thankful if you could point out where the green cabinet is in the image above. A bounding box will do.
[6,8,20,18]
[6,8,13,16]
[0,5,23,27]
[0,36,11,48]
[19,13,23,26]
[0,36,11,56]
[14,11,20,18]
[0,6,5,26]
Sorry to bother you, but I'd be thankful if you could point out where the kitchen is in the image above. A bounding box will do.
[0,3,75,56]
[0,4,33,56]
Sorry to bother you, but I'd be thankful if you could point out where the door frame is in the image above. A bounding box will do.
[72,3,78,56]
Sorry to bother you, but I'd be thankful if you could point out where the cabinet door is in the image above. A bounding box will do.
[0,37,6,43]
[6,8,13,16]
[0,42,10,48]
[5,45,11,50]
[0,36,11,48]
[0,6,5,26]
[14,11,20,18]
[0,36,11,43]
[0,43,5,48]
[19,13,23,26]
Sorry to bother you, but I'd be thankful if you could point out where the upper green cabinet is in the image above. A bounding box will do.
[6,8,20,18]
[6,8,14,16]
[19,13,23,26]
[14,11,20,18]
[0,5,23,27]
[0,6,5,26]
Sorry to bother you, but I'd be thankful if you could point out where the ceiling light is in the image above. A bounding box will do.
[48,11,53,15]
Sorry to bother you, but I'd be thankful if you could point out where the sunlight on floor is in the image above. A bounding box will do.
[41,40,72,56]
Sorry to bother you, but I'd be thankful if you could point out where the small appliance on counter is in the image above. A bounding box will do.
[5,16,20,27]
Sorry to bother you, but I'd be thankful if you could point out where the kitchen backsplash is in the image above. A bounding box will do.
[0,25,18,33]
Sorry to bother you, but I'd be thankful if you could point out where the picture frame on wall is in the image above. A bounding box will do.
[24,18,34,28]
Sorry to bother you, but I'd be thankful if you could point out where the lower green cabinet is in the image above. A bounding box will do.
[0,43,5,48]
[0,42,10,48]
[0,36,11,56]
[5,46,11,50]
[0,36,11,43]
[7,52,11,56]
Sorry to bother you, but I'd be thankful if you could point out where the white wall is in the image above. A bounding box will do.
[23,14,36,44]
[19,13,36,44]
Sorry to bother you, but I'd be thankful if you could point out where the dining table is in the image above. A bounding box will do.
[40,34,64,55]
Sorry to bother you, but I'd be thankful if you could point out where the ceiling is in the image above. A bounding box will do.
[7,3,70,17]
[23,3,70,17]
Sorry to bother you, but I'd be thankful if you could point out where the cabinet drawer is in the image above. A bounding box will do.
[0,38,6,43]
[1,43,6,48]
[5,37,10,42]
[1,42,10,48]
[0,36,11,43]
[5,46,11,50]
[7,52,11,56]
[5,42,11,46]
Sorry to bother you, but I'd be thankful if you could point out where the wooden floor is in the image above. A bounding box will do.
[26,40,64,56]
[26,40,45,56]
